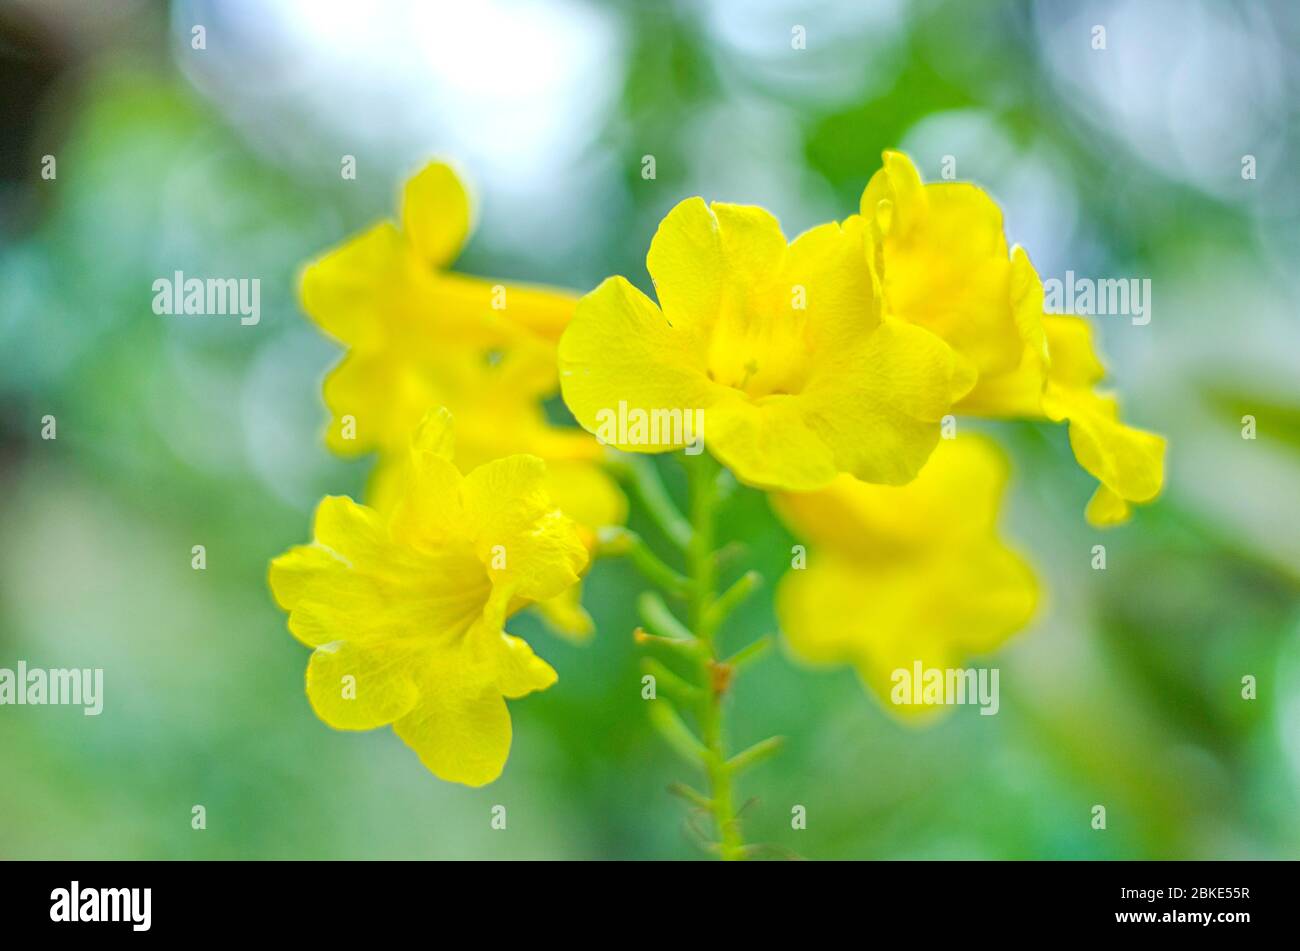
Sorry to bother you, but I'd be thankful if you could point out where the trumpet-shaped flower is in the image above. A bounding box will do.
[773,436,1038,713]
[300,160,581,462]
[558,198,976,491]
[268,410,588,786]
[299,160,625,636]
[860,150,1166,525]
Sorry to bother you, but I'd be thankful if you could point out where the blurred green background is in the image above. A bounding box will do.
[2,0,1298,860]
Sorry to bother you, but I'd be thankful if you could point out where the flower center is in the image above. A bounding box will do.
[705,295,812,399]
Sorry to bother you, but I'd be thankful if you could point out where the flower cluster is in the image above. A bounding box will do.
[271,153,1165,798]
[273,162,612,786]
[562,151,1164,519]
[300,161,625,637]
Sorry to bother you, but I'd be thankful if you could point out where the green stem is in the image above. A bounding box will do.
[620,448,775,860]
[685,454,745,861]
[686,456,717,637]
[701,699,742,860]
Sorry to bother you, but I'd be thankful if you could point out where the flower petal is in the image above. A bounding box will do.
[863,150,1025,377]
[401,160,472,268]
[1084,484,1133,527]
[558,276,719,452]
[312,494,393,566]
[954,245,1051,417]
[1042,314,1105,389]
[771,437,1009,561]
[462,456,589,601]
[645,197,725,333]
[1039,316,1166,519]
[494,632,559,698]
[1044,385,1167,509]
[702,394,839,490]
[306,639,422,730]
[392,653,514,787]
[711,202,789,288]
[533,583,595,643]
[820,311,977,468]
[465,585,560,700]
[429,271,578,346]
[299,223,423,349]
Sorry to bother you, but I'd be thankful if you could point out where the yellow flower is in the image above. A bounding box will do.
[860,150,1166,525]
[368,408,624,643]
[558,198,976,491]
[772,436,1038,714]
[299,160,626,637]
[268,410,588,786]
[300,160,579,462]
